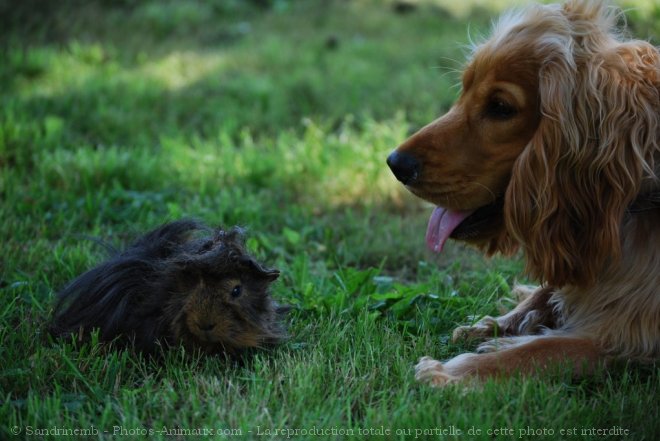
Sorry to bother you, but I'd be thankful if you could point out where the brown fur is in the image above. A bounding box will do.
[388,0,660,385]
[51,220,289,357]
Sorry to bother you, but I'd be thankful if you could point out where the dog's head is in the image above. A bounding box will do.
[387,0,659,287]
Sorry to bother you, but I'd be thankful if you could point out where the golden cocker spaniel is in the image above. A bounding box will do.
[387,0,659,385]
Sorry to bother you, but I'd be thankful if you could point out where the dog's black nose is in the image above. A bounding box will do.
[387,151,420,185]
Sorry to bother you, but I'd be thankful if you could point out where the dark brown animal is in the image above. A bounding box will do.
[51,220,288,356]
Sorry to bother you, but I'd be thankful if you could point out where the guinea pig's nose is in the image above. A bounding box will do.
[387,151,420,185]
[198,322,216,332]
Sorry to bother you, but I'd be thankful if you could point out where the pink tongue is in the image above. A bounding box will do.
[425,207,475,253]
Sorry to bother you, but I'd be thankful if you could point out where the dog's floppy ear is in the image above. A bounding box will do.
[505,31,659,288]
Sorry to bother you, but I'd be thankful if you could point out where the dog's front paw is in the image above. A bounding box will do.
[451,316,500,343]
[414,356,460,387]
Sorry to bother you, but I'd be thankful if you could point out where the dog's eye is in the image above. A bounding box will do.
[485,98,517,120]
[231,285,242,298]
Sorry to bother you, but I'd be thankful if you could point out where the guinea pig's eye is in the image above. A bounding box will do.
[230,285,242,298]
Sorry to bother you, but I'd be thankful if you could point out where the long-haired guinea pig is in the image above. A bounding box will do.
[50,219,289,356]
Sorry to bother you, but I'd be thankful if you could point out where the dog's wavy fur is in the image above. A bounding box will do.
[390,0,659,385]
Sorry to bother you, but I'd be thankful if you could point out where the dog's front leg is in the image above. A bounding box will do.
[452,285,558,343]
[415,336,601,386]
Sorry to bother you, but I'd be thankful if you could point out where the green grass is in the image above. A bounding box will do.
[1,0,658,440]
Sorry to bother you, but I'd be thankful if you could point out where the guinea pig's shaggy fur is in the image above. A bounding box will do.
[50,219,288,356]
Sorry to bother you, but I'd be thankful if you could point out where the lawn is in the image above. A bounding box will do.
[1,0,658,440]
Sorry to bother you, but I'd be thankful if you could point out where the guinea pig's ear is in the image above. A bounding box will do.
[238,256,280,282]
[262,268,280,282]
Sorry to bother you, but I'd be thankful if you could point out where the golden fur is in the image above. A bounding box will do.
[388,0,659,385]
